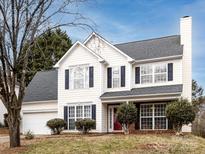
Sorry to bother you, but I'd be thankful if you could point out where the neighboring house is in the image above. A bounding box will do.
[0,85,19,125]
[22,16,192,134]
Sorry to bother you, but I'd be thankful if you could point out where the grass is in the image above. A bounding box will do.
[20,134,205,154]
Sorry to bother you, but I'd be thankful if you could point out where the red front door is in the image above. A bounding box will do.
[113,108,122,130]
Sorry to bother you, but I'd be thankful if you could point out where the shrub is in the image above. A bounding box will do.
[75,119,95,134]
[47,118,66,135]
[116,103,138,134]
[25,130,34,140]
[165,98,195,134]
[192,109,205,138]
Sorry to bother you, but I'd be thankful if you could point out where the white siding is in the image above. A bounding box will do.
[0,100,7,124]
[0,87,19,125]
[22,101,57,111]
[132,59,182,88]
[57,44,104,132]
[180,17,192,101]
[85,35,132,92]
[56,32,189,133]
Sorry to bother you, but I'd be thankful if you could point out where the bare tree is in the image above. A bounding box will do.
[0,0,94,147]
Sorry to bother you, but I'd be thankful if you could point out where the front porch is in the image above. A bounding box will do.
[103,101,173,133]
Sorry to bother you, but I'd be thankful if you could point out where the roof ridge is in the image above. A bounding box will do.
[114,35,180,46]
[37,69,56,73]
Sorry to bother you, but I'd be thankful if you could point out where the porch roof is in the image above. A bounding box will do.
[100,84,182,100]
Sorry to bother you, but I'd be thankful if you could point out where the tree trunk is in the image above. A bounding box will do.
[7,109,21,147]
[123,124,129,135]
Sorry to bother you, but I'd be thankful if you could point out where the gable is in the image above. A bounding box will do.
[60,43,101,66]
[84,33,134,63]
[54,41,105,68]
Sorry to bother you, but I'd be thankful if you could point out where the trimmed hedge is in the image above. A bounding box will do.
[47,118,66,135]
[75,119,95,134]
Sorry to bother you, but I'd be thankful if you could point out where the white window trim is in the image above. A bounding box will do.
[139,63,168,85]
[140,103,168,130]
[67,104,92,130]
[68,64,90,90]
[111,66,121,88]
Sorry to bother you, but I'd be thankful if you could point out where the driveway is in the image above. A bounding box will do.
[0,135,9,143]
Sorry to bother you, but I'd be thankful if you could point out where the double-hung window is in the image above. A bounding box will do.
[141,65,153,84]
[112,67,120,88]
[68,104,92,130]
[140,63,168,84]
[140,103,167,130]
[69,65,89,89]
[154,64,167,83]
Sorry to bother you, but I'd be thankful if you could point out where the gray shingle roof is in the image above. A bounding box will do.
[23,70,57,102]
[100,84,183,99]
[114,35,183,60]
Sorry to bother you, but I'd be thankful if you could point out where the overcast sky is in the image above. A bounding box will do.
[63,0,205,90]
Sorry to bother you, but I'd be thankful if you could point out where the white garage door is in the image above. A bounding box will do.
[23,111,57,135]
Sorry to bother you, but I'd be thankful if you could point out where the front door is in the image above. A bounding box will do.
[108,106,122,132]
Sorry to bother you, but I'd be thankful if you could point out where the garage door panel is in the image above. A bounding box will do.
[23,112,57,135]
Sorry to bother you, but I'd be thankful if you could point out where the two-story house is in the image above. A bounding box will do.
[22,16,192,134]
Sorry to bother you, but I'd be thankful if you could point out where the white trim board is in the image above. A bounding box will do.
[22,109,58,114]
[54,41,106,68]
[83,32,134,62]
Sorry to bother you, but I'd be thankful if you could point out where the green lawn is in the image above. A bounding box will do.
[22,134,205,154]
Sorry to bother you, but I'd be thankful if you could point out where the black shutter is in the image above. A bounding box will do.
[92,104,96,129]
[92,104,96,120]
[135,67,140,84]
[107,67,112,88]
[89,66,94,87]
[121,66,126,87]
[65,69,69,89]
[168,63,173,81]
[64,106,68,130]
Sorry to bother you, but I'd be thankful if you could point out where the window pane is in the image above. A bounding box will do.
[71,65,89,89]
[74,67,84,78]
[76,106,83,117]
[154,64,167,83]
[112,67,120,88]
[141,118,152,129]
[113,78,120,88]
[69,106,75,118]
[141,104,153,117]
[154,104,166,116]
[141,65,152,75]
[155,74,166,83]
[84,105,91,118]
[69,119,75,130]
[155,117,166,129]
[141,75,152,84]
[155,64,167,73]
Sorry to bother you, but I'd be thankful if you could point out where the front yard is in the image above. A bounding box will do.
[1,134,205,154]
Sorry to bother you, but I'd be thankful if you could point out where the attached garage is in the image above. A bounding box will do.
[22,111,57,134]
[22,70,58,135]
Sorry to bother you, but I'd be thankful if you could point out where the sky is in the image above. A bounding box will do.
[63,0,205,90]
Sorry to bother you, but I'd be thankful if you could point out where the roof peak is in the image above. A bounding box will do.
[115,35,180,46]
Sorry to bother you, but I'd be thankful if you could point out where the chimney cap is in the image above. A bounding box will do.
[182,16,190,18]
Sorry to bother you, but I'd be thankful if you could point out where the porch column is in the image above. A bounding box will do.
[126,101,129,104]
